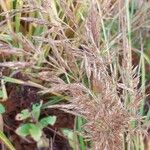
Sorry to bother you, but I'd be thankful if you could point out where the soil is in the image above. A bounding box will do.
[1,71,74,150]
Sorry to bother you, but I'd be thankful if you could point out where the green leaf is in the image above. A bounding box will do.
[0,104,5,114]
[16,123,42,142]
[16,123,31,137]
[3,76,45,89]
[31,102,42,121]
[15,109,31,120]
[0,130,15,150]
[29,124,42,142]
[42,95,67,109]
[39,116,56,128]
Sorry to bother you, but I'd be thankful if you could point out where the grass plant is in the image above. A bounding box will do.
[0,0,150,150]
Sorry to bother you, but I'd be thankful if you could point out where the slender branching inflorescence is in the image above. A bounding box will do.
[39,1,145,149]
[1,0,150,149]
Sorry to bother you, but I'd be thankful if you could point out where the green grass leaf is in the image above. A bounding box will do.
[0,130,15,150]
[76,117,86,150]
[3,76,46,90]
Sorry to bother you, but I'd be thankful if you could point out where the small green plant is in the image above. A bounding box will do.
[15,102,56,144]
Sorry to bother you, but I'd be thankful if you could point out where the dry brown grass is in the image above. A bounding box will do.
[1,0,150,149]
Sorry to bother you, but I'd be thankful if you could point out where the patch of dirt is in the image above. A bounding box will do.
[1,72,74,150]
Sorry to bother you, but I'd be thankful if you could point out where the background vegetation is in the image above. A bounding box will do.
[0,0,150,150]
